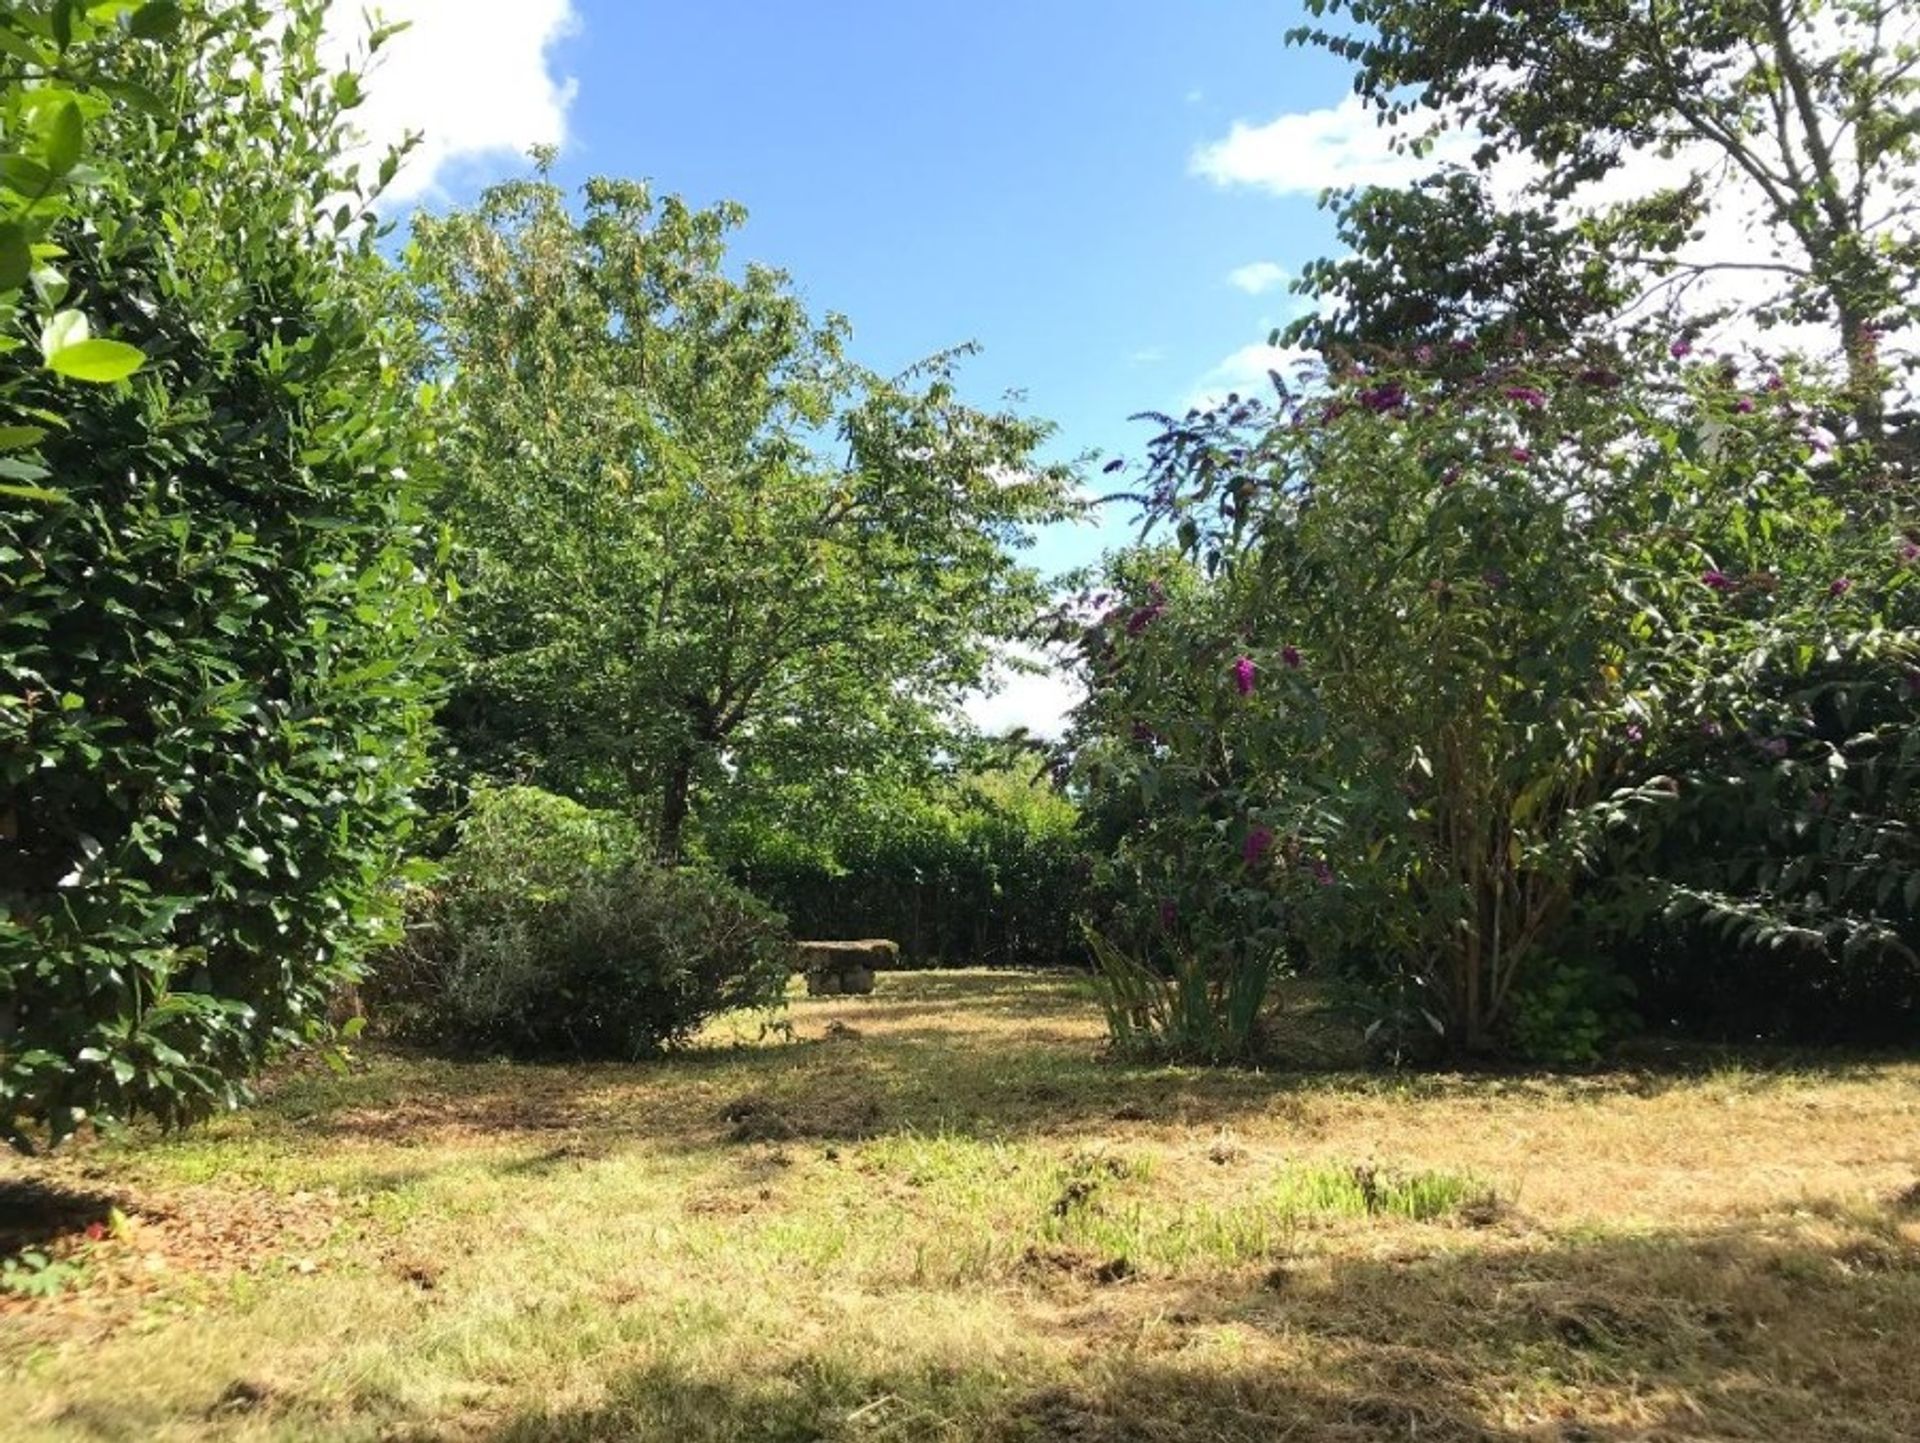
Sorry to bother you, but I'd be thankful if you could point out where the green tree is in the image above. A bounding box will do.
[412,169,1078,862]
[1,1,440,1149]
[1288,0,1920,433]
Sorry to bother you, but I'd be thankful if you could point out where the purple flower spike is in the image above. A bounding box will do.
[1281,644,1302,670]
[1509,447,1532,463]
[1830,576,1853,598]
[1310,859,1335,887]
[1503,385,1548,408]
[1735,397,1756,414]
[1232,655,1257,696]
[1243,826,1275,868]
[1702,569,1736,592]
[1900,540,1919,563]
[1670,338,1694,359]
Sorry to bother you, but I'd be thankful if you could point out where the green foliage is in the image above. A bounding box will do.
[719,763,1085,968]
[443,785,643,928]
[411,168,1080,861]
[0,1,187,505]
[0,2,441,1150]
[1288,0,1920,430]
[1086,928,1271,1064]
[1286,170,1631,355]
[1075,345,1920,1055]
[1505,957,1636,1066]
[0,1245,81,1297]
[410,787,793,1060]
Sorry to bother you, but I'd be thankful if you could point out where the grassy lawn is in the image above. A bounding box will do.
[3,970,1919,1442]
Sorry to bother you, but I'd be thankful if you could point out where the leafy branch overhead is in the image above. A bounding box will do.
[1288,0,1919,433]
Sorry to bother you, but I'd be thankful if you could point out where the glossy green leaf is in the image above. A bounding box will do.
[45,336,145,382]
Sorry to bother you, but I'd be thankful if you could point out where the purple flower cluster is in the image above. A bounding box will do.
[1232,655,1257,696]
[1125,604,1164,636]
[1243,826,1274,868]
[1503,385,1548,408]
[1701,569,1736,592]
[1357,382,1407,414]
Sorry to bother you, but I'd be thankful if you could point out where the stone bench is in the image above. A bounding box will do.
[798,939,900,996]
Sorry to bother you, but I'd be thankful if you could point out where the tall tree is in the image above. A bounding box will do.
[1289,0,1920,433]
[412,169,1078,862]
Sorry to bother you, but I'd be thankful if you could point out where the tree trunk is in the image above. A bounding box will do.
[1838,303,1886,444]
[655,748,695,866]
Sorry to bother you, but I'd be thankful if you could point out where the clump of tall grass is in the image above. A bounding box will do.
[1087,929,1273,1064]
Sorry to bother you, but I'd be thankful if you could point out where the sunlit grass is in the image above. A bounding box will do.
[2,970,1917,1442]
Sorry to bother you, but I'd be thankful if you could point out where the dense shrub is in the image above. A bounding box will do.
[1074,345,1920,1060]
[720,770,1085,969]
[382,787,793,1059]
[0,3,439,1149]
[439,865,794,1060]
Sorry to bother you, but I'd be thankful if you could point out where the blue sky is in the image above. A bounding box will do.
[545,2,1335,576]
[354,0,1413,729]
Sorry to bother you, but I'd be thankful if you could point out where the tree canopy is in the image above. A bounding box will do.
[412,168,1079,861]
[1288,0,1920,434]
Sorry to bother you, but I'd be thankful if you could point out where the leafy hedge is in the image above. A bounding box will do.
[0,3,440,1148]
[720,771,1086,969]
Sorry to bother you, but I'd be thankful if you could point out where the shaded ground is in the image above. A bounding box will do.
[2,970,1917,1441]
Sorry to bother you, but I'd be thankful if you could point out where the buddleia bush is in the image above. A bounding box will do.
[0,2,442,1149]
[1075,341,1920,1059]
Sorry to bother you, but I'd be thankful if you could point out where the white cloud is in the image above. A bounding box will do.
[1185,342,1311,413]
[1191,94,1469,196]
[331,1,580,203]
[964,646,1082,740]
[1128,347,1166,365]
[1227,261,1288,295]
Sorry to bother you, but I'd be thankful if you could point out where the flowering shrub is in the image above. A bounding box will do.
[1074,341,1919,1056]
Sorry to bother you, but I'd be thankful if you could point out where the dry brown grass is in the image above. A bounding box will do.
[2,969,1917,1441]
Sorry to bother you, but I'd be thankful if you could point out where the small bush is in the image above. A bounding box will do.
[441,865,794,1059]
[377,786,793,1059]
[1506,957,1636,1065]
[443,785,643,933]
